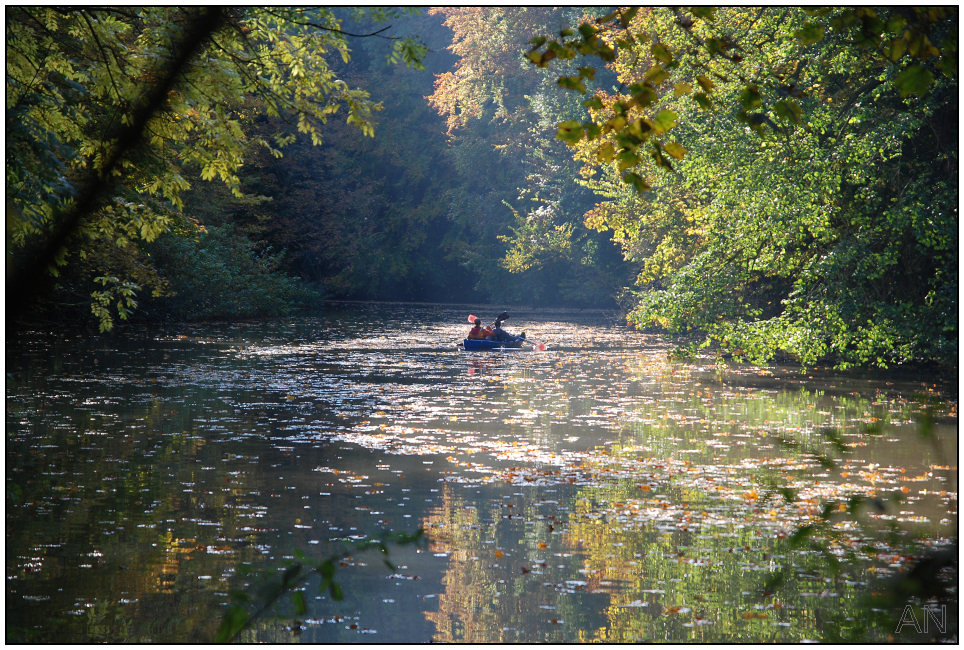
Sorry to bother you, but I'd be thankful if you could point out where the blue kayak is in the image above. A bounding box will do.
[462,337,526,351]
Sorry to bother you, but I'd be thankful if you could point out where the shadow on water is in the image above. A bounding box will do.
[6,303,957,642]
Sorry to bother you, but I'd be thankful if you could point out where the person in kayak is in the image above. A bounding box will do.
[468,318,494,339]
[491,314,525,343]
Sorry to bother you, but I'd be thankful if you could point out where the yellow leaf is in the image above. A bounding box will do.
[663,142,687,159]
[596,142,616,163]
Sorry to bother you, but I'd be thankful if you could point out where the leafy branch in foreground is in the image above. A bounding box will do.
[525,6,957,193]
[215,529,426,643]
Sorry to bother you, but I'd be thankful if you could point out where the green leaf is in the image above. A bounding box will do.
[773,99,803,123]
[556,120,584,144]
[705,37,728,54]
[616,149,641,170]
[689,7,716,20]
[583,96,605,110]
[596,44,617,62]
[291,590,307,615]
[652,109,677,133]
[620,7,639,28]
[885,15,907,34]
[557,75,586,93]
[630,83,659,108]
[883,37,907,62]
[651,42,673,64]
[215,605,249,643]
[281,562,302,588]
[605,115,627,132]
[940,54,957,77]
[644,64,669,85]
[778,487,797,502]
[526,49,546,66]
[894,64,934,96]
[319,559,336,581]
[623,171,651,193]
[651,143,674,171]
[763,570,786,594]
[628,117,653,139]
[789,524,816,547]
[796,22,826,46]
[740,85,762,110]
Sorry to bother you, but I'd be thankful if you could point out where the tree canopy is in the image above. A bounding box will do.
[6,6,958,368]
[523,6,958,367]
[6,6,421,328]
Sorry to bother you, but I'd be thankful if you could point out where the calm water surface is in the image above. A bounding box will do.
[6,303,957,642]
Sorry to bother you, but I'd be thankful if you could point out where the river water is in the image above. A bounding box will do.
[6,303,957,643]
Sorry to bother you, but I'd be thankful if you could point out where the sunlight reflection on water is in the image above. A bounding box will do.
[5,303,957,643]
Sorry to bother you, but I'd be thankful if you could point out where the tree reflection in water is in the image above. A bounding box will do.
[5,305,957,642]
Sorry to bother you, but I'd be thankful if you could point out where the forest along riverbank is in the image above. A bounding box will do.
[6,304,957,643]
